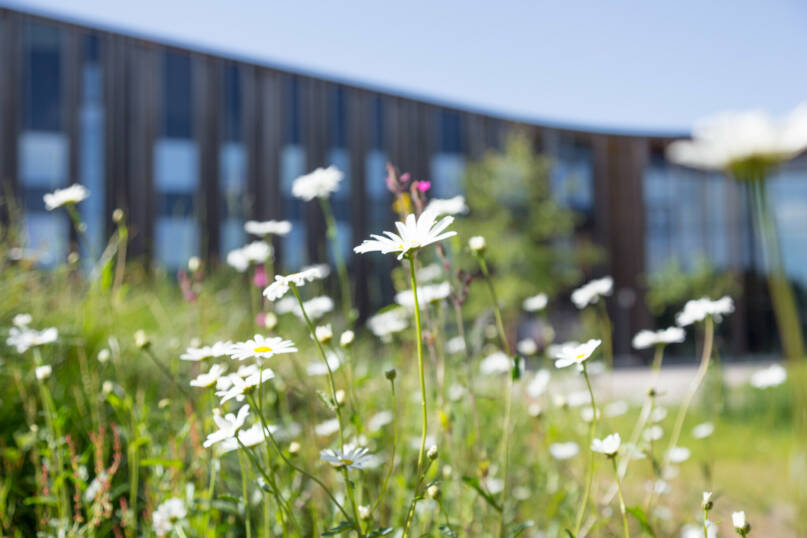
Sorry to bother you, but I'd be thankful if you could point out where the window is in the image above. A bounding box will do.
[430,109,465,198]
[20,22,68,266]
[547,137,594,215]
[154,51,198,269]
[79,34,105,261]
[281,76,306,270]
[220,63,247,254]
[327,86,351,263]
[768,157,807,286]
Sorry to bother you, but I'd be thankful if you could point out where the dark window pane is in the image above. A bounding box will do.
[222,63,242,142]
[24,22,61,131]
[163,52,192,137]
[284,76,300,145]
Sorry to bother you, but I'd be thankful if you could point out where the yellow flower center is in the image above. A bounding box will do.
[340,458,354,465]
[576,353,586,360]
[254,346,273,353]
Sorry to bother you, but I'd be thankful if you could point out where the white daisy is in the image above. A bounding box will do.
[367,308,408,341]
[320,445,373,471]
[244,219,292,237]
[180,341,233,361]
[416,263,443,282]
[293,296,334,320]
[152,497,187,536]
[339,330,355,347]
[468,235,486,253]
[445,336,466,354]
[526,369,551,398]
[263,268,327,301]
[190,364,228,388]
[571,276,613,309]
[517,338,538,356]
[306,352,341,376]
[12,313,32,328]
[423,195,468,216]
[632,327,686,349]
[732,511,747,531]
[354,210,456,260]
[591,433,621,457]
[44,184,89,210]
[203,404,250,448]
[216,370,276,403]
[314,418,341,437]
[750,363,787,389]
[394,281,451,309]
[605,400,629,418]
[226,248,250,272]
[692,422,715,439]
[549,442,579,460]
[228,335,297,361]
[35,365,52,380]
[219,424,275,453]
[292,165,343,201]
[367,411,394,432]
[523,293,548,312]
[6,327,58,354]
[242,241,272,263]
[552,339,601,369]
[666,446,691,463]
[479,351,513,375]
[676,296,734,327]
[643,425,664,442]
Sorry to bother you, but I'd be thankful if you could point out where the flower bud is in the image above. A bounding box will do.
[112,208,124,223]
[468,235,486,253]
[134,330,150,349]
[35,365,52,380]
[315,324,333,344]
[427,445,438,461]
[358,505,370,521]
[335,389,347,406]
[97,349,111,363]
[340,330,355,348]
[385,368,397,381]
[68,251,80,264]
[188,256,201,272]
[289,441,301,455]
[426,484,440,499]
[102,381,114,395]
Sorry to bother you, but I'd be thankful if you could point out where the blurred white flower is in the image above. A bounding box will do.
[292,165,343,201]
[203,405,250,448]
[676,296,734,327]
[367,411,394,432]
[632,327,686,349]
[651,407,668,423]
[190,364,228,388]
[480,351,512,375]
[591,433,621,456]
[517,338,538,356]
[315,324,333,343]
[219,424,274,453]
[306,352,341,376]
[485,477,504,494]
[643,425,664,442]
[285,296,335,321]
[181,341,233,361]
[226,248,250,272]
[395,281,451,309]
[44,184,89,210]
[6,327,58,354]
[732,511,747,531]
[750,363,787,389]
[681,521,717,538]
[552,339,601,369]
[340,330,355,347]
[549,441,580,460]
[242,241,272,264]
[263,268,328,300]
[152,497,187,536]
[667,104,807,171]
[97,348,111,363]
[354,210,456,260]
[571,277,613,309]
[367,308,408,341]
[446,336,466,354]
[12,313,32,328]
[692,422,715,439]
[315,419,340,437]
[244,219,292,237]
[448,383,466,401]
[581,407,600,423]
[416,263,443,282]
[523,293,548,312]
[228,335,297,361]
[320,445,372,471]
[605,400,629,418]
[424,195,468,216]
[666,446,691,463]
[35,365,52,380]
[525,369,551,398]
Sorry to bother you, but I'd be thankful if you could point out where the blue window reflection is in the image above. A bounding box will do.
[431,109,465,198]
[220,63,247,254]
[20,22,68,266]
[328,86,351,263]
[79,34,105,261]
[768,157,807,286]
[281,76,307,270]
[154,51,198,269]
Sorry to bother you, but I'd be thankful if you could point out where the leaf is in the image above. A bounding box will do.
[317,390,336,411]
[564,530,576,538]
[512,356,522,380]
[627,506,656,537]
[461,476,502,512]
[367,528,394,537]
[322,521,353,536]
[507,521,534,538]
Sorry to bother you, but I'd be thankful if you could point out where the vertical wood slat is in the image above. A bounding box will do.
[194,55,220,261]
[0,10,22,219]
[63,28,81,247]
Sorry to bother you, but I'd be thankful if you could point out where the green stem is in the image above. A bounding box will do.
[238,450,253,538]
[703,508,709,538]
[476,254,513,537]
[611,458,630,538]
[370,378,398,516]
[319,197,354,324]
[575,365,599,535]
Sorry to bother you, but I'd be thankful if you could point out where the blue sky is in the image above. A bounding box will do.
[10,0,807,134]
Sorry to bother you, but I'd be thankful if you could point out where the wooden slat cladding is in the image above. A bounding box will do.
[0,10,22,217]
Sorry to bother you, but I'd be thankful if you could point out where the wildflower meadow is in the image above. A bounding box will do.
[2,107,807,538]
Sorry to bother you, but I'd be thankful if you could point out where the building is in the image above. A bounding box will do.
[1,6,806,358]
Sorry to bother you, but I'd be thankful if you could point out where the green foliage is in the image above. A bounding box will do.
[454,134,603,313]
[644,256,740,316]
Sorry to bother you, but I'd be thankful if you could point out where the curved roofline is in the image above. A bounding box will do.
[2,1,689,140]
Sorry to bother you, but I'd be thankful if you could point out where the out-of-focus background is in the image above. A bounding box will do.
[2,0,806,363]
